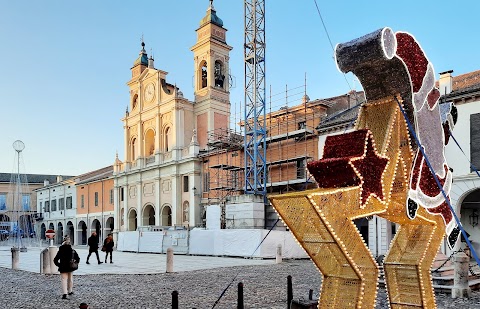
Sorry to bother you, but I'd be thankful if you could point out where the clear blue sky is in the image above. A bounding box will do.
[1,0,478,176]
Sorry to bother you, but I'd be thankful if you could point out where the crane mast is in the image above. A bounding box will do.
[244,0,267,196]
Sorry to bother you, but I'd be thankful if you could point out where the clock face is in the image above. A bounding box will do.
[144,83,155,102]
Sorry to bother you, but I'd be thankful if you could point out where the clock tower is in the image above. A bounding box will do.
[191,1,232,149]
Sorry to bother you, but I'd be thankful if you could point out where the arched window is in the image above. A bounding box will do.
[214,60,225,88]
[161,204,172,226]
[128,209,137,231]
[143,204,155,226]
[200,61,208,89]
[165,127,172,152]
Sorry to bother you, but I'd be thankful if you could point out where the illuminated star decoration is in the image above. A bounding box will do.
[350,132,389,207]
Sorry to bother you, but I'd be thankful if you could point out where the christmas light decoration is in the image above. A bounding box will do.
[269,27,456,309]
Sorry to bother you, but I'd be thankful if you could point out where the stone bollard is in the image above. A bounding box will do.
[11,247,19,270]
[276,244,282,264]
[40,248,51,274]
[452,252,472,298]
[48,245,59,274]
[166,247,174,273]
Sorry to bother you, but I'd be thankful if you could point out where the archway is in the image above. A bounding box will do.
[128,209,137,231]
[460,189,480,253]
[91,219,101,243]
[67,221,74,245]
[161,204,172,226]
[57,222,64,245]
[40,223,46,240]
[77,221,87,245]
[48,222,54,230]
[214,60,225,88]
[200,61,208,88]
[143,204,155,226]
[0,214,11,221]
[105,217,114,234]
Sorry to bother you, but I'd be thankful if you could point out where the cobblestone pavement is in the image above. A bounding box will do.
[1,260,479,309]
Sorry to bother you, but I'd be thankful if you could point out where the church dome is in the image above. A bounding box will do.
[133,42,148,67]
[200,5,223,27]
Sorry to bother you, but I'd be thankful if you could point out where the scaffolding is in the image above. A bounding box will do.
[200,127,244,228]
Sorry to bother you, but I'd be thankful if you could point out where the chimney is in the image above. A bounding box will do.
[439,70,453,96]
[56,175,63,183]
[44,179,50,186]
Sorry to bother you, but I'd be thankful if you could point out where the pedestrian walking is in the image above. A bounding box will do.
[53,235,80,300]
[86,231,103,264]
[103,233,115,263]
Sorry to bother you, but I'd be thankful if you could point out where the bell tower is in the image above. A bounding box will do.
[191,0,232,149]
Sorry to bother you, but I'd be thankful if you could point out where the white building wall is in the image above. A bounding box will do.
[445,101,480,177]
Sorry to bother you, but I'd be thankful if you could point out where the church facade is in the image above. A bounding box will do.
[112,3,232,233]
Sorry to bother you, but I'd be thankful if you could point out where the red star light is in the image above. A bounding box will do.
[350,135,389,207]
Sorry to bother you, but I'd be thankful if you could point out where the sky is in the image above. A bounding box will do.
[0,0,479,176]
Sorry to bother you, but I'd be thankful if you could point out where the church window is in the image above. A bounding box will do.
[183,176,189,192]
[201,61,208,88]
[214,60,225,88]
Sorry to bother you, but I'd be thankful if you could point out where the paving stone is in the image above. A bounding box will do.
[0,246,478,308]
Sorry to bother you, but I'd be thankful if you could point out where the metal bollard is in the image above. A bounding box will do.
[309,289,313,300]
[452,252,472,298]
[40,248,51,274]
[11,247,19,270]
[287,275,293,309]
[166,247,174,273]
[237,282,244,309]
[172,290,178,309]
[276,244,282,264]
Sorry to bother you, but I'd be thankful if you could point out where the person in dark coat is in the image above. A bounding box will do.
[86,231,102,264]
[103,233,115,263]
[54,235,80,300]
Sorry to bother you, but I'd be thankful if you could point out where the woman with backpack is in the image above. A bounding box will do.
[54,235,80,300]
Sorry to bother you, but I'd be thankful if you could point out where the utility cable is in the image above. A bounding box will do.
[394,96,480,267]
[312,0,362,105]
[211,218,280,308]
